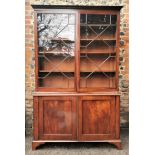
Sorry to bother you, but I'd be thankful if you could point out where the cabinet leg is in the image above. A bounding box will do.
[32,141,45,150]
[110,141,122,150]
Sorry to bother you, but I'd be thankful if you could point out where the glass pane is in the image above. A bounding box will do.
[80,14,86,24]
[37,13,75,89]
[87,14,110,24]
[80,14,117,89]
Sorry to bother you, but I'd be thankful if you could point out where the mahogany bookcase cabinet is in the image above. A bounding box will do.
[32,5,123,150]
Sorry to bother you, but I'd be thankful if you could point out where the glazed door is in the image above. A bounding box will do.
[78,11,118,91]
[78,96,116,140]
[38,96,77,140]
[36,11,77,92]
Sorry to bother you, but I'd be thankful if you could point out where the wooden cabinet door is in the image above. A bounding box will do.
[78,96,116,141]
[38,96,77,140]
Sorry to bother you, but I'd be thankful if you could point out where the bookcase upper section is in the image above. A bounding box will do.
[33,7,121,92]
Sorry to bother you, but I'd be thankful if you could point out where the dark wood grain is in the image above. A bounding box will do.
[78,96,116,141]
[38,96,77,140]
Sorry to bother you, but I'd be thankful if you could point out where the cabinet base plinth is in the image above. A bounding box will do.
[32,139,122,150]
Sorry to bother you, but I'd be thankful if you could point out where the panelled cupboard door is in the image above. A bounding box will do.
[78,96,116,141]
[38,96,77,140]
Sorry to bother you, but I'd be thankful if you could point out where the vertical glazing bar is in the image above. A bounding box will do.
[68,78,69,88]
[76,11,80,91]
[110,15,111,25]
[85,14,87,88]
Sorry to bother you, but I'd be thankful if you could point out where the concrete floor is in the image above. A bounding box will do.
[25,129,128,155]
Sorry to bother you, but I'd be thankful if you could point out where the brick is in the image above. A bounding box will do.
[25,128,33,136]
[26,102,33,108]
[25,6,32,11]
[25,34,33,39]
[25,44,34,48]
[120,40,125,46]
[25,11,32,15]
[25,20,31,25]
[25,15,32,20]
[25,23,33,28]
[25,2,30,6]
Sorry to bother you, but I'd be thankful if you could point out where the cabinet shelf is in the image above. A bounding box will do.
[39,70,75,73]
[80,24,116,27]
[39,70,116,73]
[38,52,75,57]
[39,39,75,42]
[80,34,116,41]
[80,35,116,41]
[39,51,74,54]
[80,71,116,73]
[80,38,116,41]
[80,50,116,54]
[80,48,116,54]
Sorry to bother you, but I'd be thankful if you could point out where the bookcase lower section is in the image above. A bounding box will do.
[32,94,121,150]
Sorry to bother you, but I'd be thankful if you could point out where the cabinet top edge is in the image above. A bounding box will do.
[33,92,121,96]
[31,5,123,11]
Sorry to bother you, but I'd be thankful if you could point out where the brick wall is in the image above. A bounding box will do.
[25,0,129,135]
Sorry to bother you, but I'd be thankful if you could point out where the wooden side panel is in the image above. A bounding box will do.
[78,96,116,141]
[115,95,120,139]
[38,96,77,140]
[33,96,39,140]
